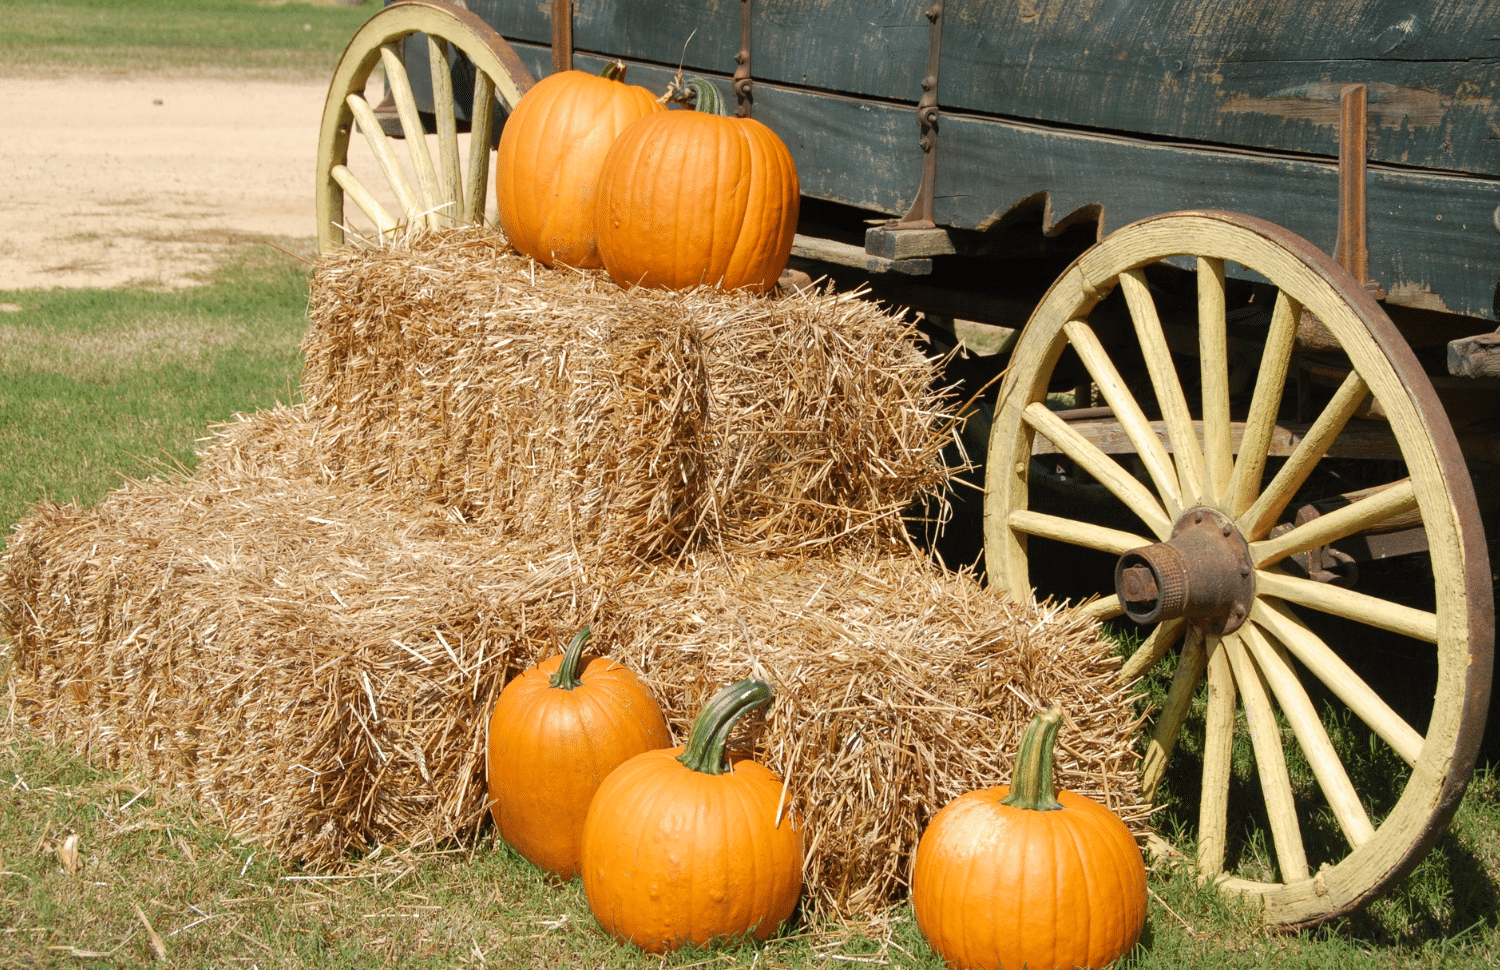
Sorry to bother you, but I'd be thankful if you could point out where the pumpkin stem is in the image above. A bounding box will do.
[999,703,1065,812]
[676,679,772,775]
[599,59,629,82]
[547,626,592,690]
[661,75,728,116]
[682,77,728,115]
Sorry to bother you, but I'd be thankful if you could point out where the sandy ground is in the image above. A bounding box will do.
[0,72,474,291]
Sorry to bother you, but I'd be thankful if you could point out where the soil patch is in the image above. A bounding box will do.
[0,70,409,289]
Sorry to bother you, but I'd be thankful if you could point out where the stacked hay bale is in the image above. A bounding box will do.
[290,229,952,557]
[1,227,1146,921]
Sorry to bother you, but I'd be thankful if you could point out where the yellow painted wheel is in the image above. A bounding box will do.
[983,209,1492,927]
[316,0,535,251]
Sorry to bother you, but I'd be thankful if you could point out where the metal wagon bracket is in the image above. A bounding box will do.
[874,1,947,247]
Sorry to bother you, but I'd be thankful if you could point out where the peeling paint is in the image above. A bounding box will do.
[1387,281,1452,313]
[1222,81,1451,129]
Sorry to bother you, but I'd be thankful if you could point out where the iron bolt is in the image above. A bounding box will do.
[1120,565,1160,605]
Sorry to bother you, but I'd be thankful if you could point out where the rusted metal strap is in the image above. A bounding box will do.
[1336,84,1384,299]
[733,0,754,118]
[552,0,573,74]
[883,2,944,232]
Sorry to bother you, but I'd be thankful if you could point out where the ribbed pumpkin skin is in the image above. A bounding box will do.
[579,748,803,952]
[911,786,1147,970]
[593,110,799,294]
[485,653,670,881]
[495,69,663,268]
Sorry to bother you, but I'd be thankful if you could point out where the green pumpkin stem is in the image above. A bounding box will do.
[547,626,592,690]
[662,74,728,116]
[999,703,1065,812]
[599,59,629,82]
[683,77,727,115]
[677,679,772,775]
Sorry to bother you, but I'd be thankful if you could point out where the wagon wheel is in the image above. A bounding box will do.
[983,209,1493,927]
[316,0,536,252]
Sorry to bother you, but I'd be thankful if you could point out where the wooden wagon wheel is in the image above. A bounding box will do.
[316,0,536,252]
[983,209,1493,927]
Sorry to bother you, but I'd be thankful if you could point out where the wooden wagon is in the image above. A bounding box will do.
[313,0,1500,929]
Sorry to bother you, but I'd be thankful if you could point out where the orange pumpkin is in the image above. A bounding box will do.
[485,626,670,881]
[495,61,664,268]
[593,78,799,294]
[912,704,1147,970]
[579,679,802,952]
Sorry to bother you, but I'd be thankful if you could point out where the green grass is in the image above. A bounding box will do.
[2,710,1499,968]
[0,242,311,530]
[0,725,943,968]
[0,0,382,80]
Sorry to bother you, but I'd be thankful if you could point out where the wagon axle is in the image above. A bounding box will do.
[1114,508,1255,635]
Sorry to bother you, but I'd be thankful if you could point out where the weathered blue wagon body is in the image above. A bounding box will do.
[452,0,1499,323]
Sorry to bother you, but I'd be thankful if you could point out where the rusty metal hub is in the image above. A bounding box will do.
[1114,507,1255,635]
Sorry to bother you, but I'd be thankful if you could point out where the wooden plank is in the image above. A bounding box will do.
[864,226,957,259]
[1448,332,1500,378]
[472,1,1500,178]
[790,234,931,275]
[1030,415,1403,461]
[931,110,1500,321]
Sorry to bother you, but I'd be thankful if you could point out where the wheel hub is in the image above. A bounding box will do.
[1114,508,1255,635]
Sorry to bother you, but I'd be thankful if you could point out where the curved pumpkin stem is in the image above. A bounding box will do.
[598,59,629,82]
[999,703,1065,812]
[548,626,592,690]
[662,75,729,116]
[683,77,728,116]
[677,679,772,775]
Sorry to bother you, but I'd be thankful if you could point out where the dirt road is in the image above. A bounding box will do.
[0,71,430,291]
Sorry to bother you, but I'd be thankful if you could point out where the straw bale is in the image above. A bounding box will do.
[0,228,1147,921]
[596,552,1148,919]
[298,227,956,558]
[3,469,1145,919]
[1,469,563,865]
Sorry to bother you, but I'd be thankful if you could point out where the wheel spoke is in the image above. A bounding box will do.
[1198,257,1233,503]
[1255,568,1438,643]
[428,36,465,227]
[378,45,447,228]
[329,165,398,239]
[1023,402,1173,537]
[1249,479,1417,569]
[464,72,497,225]
[1251,599,1424,765]
[1223,631,1310,882]
[1138,624,1203,801]
[1117,616,1188,686]
[1119,270,1205,506]
[1225,290,1299,516]
[1063,320,1184,517]
[1008,509,1153,557]
[1199,635,1236,878]
[346,92,423,225]
[1242,621,1375,847]
[1238,370,1369,541]
[1080,594,1124,623]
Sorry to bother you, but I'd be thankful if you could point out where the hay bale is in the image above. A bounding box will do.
[3,468,1144,918]
[598,552,1147,919]
[1,469,561,865]
[0,228,1147,921]
[299,227,956,558]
